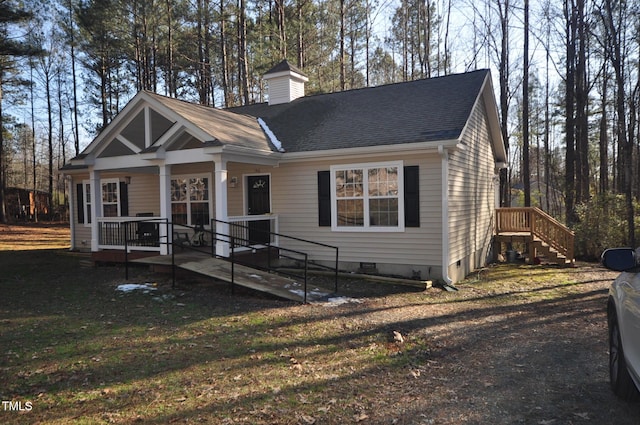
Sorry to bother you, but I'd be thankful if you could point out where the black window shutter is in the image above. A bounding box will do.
[404,166,420,227]
[119,182,129,217]
[76,183,84,223]
[318,171,331,226]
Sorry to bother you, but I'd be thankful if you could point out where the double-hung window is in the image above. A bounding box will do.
[80,178,121,225]
[330,161,404,231]
[102,181,119,217]
[171,175,211,226]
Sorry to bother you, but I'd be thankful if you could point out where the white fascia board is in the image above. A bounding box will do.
[139,149,166,161]
[165,149,211,165]
[70,154,95,166]
[92,155,150,171]
[82,94,148,156]
[219,152,282,166]
[279,138,461,163]
[205,144,282,166]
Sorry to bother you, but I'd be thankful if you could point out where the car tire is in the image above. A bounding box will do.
[609,306,640,401]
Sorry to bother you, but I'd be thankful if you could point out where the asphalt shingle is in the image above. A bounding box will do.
[230,69,490,153]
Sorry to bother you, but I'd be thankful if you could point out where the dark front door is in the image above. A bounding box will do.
[247,175,271,244]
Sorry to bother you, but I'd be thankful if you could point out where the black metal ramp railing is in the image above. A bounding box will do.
[122,218,339,303]
[213,218,340,303]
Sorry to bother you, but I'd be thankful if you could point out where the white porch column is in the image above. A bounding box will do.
[90,168,101,251]
[214,156,230,257]
[159,164,172,255]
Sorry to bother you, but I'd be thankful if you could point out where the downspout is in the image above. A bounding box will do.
[439,145,453,285]
[67,176,76,250]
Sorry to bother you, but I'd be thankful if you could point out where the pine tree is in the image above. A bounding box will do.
[0,0,43,223]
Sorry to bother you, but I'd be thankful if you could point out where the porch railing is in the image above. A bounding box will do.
[496,207,574,262]
[227,214,279,248]
[98,217,164,251]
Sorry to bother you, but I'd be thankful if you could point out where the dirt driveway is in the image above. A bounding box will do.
[2,223,640,423]
[331,263,640,424]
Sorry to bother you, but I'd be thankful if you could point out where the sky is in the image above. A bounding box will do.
[5,0,557,158]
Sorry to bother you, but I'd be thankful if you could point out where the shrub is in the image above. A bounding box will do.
[573,194,640,260]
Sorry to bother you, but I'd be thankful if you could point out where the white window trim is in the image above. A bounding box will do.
[101,179,121,218]
[82,180,91,227]
[81,178,121,226]
[170,173,213,227]
[330,160,405,232]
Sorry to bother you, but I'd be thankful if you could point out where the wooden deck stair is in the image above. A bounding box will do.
[133,252,334,303]
[495,207,575,266]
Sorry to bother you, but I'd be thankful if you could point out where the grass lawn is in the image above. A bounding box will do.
[1,223,639,424]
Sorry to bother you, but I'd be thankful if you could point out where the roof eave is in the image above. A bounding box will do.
[279,138,461,162]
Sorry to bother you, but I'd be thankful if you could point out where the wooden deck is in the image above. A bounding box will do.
[495,208,575,265]
[133,252,334,303]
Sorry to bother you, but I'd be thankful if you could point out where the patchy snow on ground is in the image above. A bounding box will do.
[321,296,364,307]
[288,288,330,300]
[116,283,157,293]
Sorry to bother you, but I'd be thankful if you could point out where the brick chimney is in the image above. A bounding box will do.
[263,59,308,105]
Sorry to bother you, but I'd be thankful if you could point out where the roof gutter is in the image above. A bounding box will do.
[279,138,462,162]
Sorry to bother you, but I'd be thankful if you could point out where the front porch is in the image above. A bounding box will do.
[93,214,280,255]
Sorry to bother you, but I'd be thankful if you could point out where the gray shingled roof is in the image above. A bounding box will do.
[229,69,490,153]
[143,92,274,152]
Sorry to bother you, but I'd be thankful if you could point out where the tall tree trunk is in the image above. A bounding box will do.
[238,0,249,104]
[69,0,80,156]
[498,0,510,207]
[0,77,6,223]
[275,0,286,58]
[442,0,452,74]
[340,0,346,90]
[602,0,634,245]
[575,0,589,204]
[30,63,38,222]
[220,0,231,107]
[564,0,576,226]
[197,0,206,104]
[46,68,53,218]
[57,73,66,212]
[544,5,551,212]
[522,0,530,207]
[425,0,431,78]
[599,72,609,196]
[297,0,304,68]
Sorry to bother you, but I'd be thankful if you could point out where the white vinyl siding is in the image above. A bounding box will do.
[447,97,497,281]
[127,174,160,216]
[271,154,443,273]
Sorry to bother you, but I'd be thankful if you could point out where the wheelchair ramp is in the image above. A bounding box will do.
[134,253,332,303]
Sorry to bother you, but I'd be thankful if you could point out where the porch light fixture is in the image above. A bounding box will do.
[125,176,131,184]
[229,176,238,188]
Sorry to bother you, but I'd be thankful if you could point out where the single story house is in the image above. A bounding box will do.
[62,60,506,284]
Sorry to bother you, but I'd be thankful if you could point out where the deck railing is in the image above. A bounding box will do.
[496,207,574,262]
